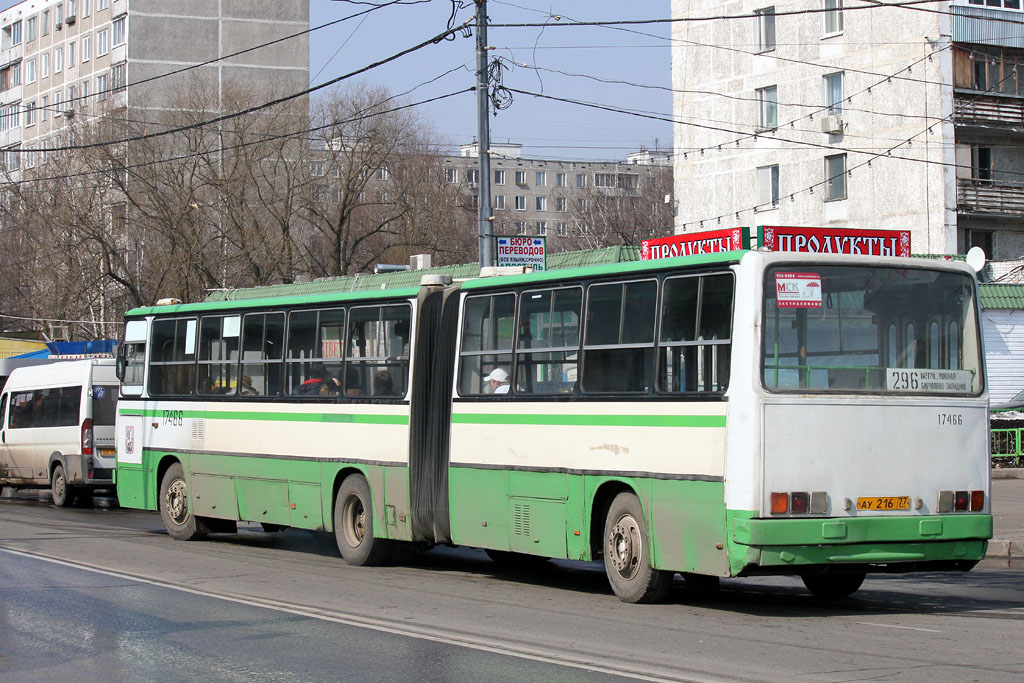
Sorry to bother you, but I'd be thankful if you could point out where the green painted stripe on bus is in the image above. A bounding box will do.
[450,413,726,428]
[118,408,408,425]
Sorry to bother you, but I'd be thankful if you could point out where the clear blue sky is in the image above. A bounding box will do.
[0,0,672,161]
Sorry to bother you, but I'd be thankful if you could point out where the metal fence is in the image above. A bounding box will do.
[992,427,1024,465]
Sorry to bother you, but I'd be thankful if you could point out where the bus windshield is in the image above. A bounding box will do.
[762,264,982,395]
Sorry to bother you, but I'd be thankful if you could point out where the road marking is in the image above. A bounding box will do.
[853,622,943,633]
[0,546,720,683]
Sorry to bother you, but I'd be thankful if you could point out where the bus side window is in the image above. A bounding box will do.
[0,392,6,430]
[582,280,657,394]
[241,312,284,398]
[515,286,581,395]
[659,273,733,393]
[149,318,196,396]
[458,293,515,396]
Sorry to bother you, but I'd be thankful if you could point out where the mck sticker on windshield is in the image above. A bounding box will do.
[774,272,822,308]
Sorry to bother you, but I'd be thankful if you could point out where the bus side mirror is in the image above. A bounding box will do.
[115,347,126,382]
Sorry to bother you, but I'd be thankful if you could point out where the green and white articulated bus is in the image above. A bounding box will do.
[114,250,992,602]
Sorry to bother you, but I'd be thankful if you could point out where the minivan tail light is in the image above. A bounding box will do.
[81,417,93,456]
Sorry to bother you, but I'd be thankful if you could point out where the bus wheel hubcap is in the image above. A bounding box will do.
[166,479,188,524]
[54,473,64,497]
[343,496,365,547]
[609,514,641,580]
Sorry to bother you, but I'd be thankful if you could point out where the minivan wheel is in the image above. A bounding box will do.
[51,464,74,507]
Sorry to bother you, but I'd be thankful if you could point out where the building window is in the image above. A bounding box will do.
[3,145,21,172]
[515,170,527,185]
[494,195,505,210]
[577,198,588,211]
[26,17,36,42]
[7,20,22,47]
[113,16,125,46]
[81,79,89,103]
[42,53,49,78]
[82,35,91,62]
[55,47,63,73]
[515,195,526,211]
[494,169,505,185]
[41,95,48,120]
[618,174,638,192]
[535,171,547,186]
[536,221,547,236]
[24,101,35,126]
[68,1,77,18]
[111,63,125,92]
[972,146,993,180]
[536,196,547,212]
[98,0,109,9]
[756,7,775,52]
[824,72,844,114]
[757,165,780,208]
[824,154,847,201]
[555,196,567,212]
[0,64,20,91]
[824,0,843,35]
[576,173,588,188]
[576,222,589,236]
[0,105,19,132]
[555,172,567,187]
[25,59,35,84]
[556,222,567,237]
[43,11,50,36]
[24,144,34,168]
[444,167,458,183]
[595,173,615,188]
[515,220,527,234]
[756,85,777,129]
[54,91,62,114]
[466,168,479,184]
[83,0,91,17]
[68,42,75,68]
[97,73,108,100]
[97,29,109,56]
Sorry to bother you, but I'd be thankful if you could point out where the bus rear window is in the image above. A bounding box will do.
[762,265,982,394]
[91,385,118,426]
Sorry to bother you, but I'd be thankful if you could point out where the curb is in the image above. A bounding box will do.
[982,539,1024,567]
[991,468,1024,479]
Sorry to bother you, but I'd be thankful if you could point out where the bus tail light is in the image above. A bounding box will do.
[770,492,828,515]
[771,492,788,514]
[938,489,985,513]
[81,418,93,456]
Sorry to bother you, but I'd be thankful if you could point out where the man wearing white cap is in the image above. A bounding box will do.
[484,368,510,394]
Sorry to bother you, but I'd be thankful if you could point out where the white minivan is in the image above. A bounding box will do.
[0,359,118,506]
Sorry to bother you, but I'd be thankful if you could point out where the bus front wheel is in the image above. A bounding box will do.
[159,462,207,541]
[802,571,866,598]
[603,492,672,603]
[334,474,392,566]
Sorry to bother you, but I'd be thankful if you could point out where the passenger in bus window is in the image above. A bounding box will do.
[373,370,394,396]
[294,366,328,396]
[239,375,258,396]
[484,368,510,394]
[344,366,364,397]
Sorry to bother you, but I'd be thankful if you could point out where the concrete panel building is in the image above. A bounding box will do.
[671,1,1024,259]
[0,0,309,169]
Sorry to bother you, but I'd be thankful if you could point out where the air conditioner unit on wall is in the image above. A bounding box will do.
[66,15,76,25]
[821,115,844,134]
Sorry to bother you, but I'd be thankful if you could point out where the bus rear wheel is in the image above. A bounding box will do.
[802,571,866,598]
[603,492,672,603]
[334,474,392,566]
[159,462,207,541]
[51,464,74,507]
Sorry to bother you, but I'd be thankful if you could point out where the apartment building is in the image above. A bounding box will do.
[672,1,1024,259]
[444,143,673,248]
[0,0,309,172]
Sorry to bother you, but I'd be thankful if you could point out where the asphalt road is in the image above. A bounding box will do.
[2,490,1024,682]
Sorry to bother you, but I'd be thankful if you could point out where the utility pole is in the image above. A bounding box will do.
[476,0,494,268]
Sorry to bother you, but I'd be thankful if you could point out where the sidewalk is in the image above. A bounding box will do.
[983,471,1024,567]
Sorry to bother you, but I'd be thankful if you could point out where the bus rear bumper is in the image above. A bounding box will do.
[728,513,991,574]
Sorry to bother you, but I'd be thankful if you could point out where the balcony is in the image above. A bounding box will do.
[958,177,1024,217]
[954,93,1024,129]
